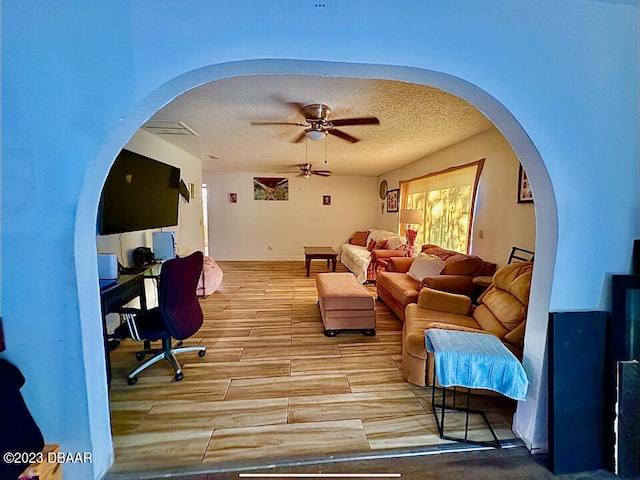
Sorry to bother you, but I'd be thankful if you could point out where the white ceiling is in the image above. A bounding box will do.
[143,75,494,177]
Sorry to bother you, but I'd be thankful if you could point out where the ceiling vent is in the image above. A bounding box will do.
[143,120,198,136]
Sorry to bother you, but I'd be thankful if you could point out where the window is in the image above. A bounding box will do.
[399,160,484,253]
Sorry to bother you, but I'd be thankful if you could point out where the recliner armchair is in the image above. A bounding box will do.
[402,261,533,387]
[117,251,207,385]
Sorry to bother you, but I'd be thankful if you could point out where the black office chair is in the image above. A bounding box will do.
[117,251,206,385]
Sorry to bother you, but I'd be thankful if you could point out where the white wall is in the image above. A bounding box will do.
[204,172,378,260]
[96,129,205,264]
[1,2,637,478]
[377,129,536,267]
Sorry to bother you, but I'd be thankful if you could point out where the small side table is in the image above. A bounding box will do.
[304,246,338,277]
[425,329,529,448]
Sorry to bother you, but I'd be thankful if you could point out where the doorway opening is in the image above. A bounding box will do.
[78,59,556,475]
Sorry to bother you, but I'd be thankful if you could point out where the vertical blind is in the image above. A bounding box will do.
[399,160,484,253]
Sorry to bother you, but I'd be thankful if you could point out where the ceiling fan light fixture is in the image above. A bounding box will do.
[306,129,326,141]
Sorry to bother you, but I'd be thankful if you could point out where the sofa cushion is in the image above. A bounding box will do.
[421,244,486,276]
[403,304,481,359]
[472,303,510,338]
[474,262,532,332]
[491,261,533,305]
[407,253,445,281]
[417,288,472,315]
[377,271,419,304]
[441,254,484,276]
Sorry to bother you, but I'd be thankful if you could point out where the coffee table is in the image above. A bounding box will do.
[304,246,338,277]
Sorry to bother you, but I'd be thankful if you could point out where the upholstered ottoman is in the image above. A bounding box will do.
[316,273,376,337]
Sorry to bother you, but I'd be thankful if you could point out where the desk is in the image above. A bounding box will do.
[425,329,529,448]
[100,269,156,383]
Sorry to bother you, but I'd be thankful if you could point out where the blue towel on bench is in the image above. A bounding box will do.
[425,329,529,401]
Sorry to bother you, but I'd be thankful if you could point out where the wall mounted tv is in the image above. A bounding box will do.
[98,149,181,235]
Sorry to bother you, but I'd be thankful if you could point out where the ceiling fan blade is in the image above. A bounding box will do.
[328,129,360,143]
[287,102,307,113]
[312,171,332,177]
[291,130,308,143]
[250,121,307,126]
[330,117,380,127]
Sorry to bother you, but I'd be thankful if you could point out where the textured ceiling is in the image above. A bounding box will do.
[144,75,494,177]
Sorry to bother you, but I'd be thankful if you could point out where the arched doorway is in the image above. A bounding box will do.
[75,59,556,469]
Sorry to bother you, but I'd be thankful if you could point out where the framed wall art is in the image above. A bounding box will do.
[517,165,533,203]
[386,188,399,213]
[228,193,237,203]
[253,177,289,201]
[322,195,331,206]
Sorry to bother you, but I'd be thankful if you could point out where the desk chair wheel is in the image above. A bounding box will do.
[175,372,184,382]
[198,349,206,358]
[127,376,138,385]
[135,352,145,361]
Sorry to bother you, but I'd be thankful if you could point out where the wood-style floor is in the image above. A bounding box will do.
[108,261,518,474]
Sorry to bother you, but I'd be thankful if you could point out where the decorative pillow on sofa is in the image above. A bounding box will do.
[349,230,370,247]
[384,234,405,250]
[407,253,446,281]
[375,239,388,249]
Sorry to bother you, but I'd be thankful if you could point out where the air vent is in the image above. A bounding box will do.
[143,120,198,136]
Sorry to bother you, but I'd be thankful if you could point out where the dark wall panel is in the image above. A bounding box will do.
[548,311,608,474]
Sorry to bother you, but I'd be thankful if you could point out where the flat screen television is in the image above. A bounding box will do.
[98,149,181,235]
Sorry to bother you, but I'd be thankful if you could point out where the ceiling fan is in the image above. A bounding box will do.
[295,163,332,178]
[250,103,380,143]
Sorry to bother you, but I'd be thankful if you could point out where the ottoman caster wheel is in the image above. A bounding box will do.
[324,329,338,337]
[363,329,376,336]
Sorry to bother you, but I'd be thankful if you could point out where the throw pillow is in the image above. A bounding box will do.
[375,239,389,249]
[408,253,446,281]
[350,230,370,247]
[367,238,377,251]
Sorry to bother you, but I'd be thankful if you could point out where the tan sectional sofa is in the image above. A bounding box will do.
[376,244,497,321]
[402,261,533,387]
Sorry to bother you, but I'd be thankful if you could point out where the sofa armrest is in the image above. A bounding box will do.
[417,288,472,315]
[387,257,414,273]
[482,261,497,276]
[419,275,475,296]
[426,322,497,337]
[372,248,407,260]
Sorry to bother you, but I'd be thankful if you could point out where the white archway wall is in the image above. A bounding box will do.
[2,3,637,478]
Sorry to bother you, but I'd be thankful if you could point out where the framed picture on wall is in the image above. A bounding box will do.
[386,189,399,212]
[228,193,238,203]
[253,177,289,201]
[322,195,331,206]
[518,165,534,203]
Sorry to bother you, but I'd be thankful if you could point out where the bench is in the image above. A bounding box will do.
[316,273,376,337]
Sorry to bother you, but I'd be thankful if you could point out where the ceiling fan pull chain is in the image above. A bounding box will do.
[324,135,328,164]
